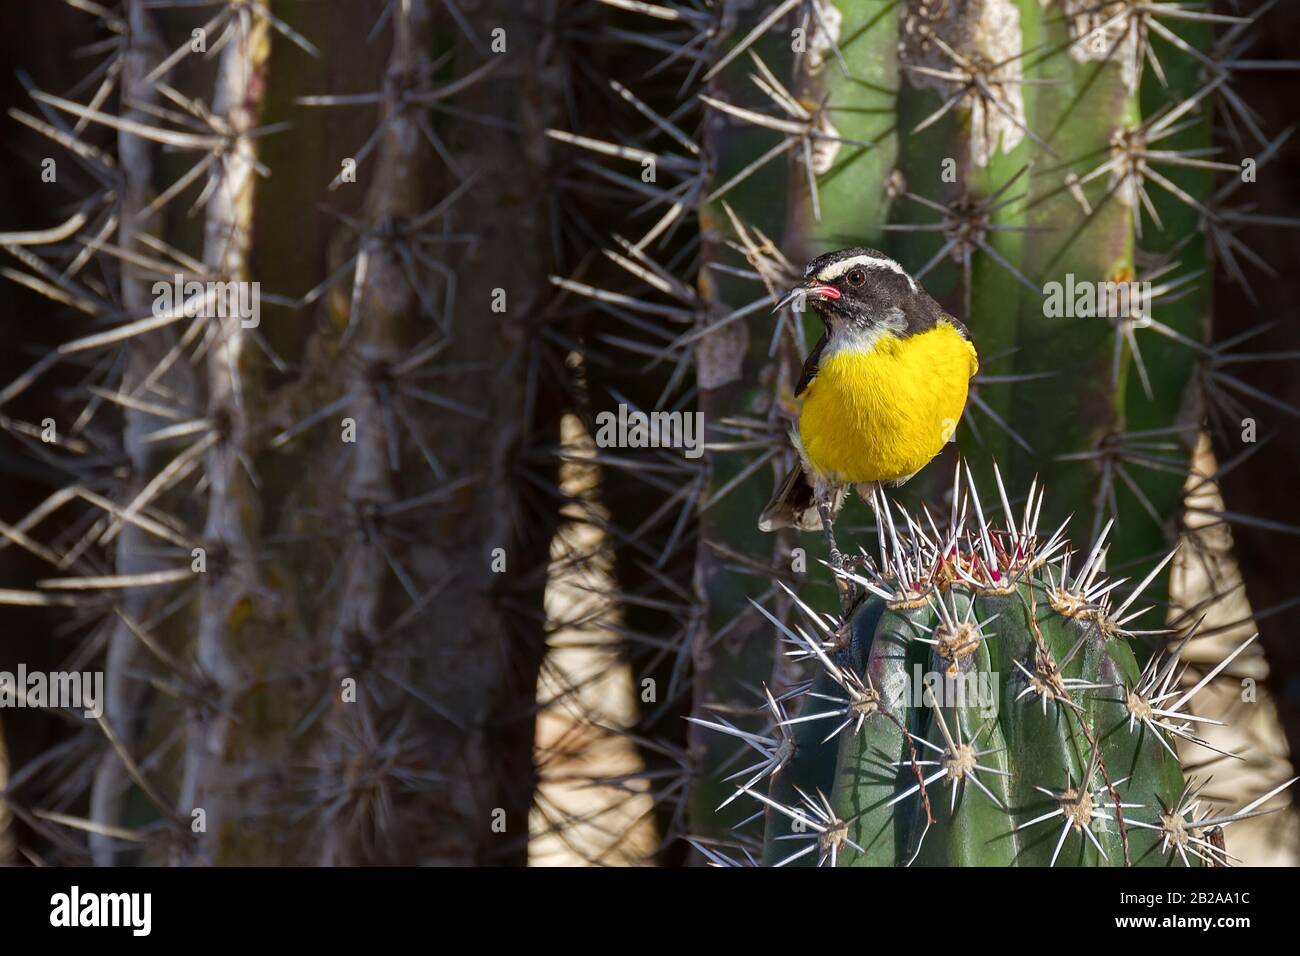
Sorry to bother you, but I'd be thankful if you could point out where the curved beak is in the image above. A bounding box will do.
[771,281,841,313]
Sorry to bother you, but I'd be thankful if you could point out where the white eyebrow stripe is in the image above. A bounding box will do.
[814,254,917,291]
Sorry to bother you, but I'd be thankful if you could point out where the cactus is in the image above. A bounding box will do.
[696,466,1296,866]
[0,0,1296,870]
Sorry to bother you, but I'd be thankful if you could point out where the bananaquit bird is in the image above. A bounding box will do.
[760,247,978,572]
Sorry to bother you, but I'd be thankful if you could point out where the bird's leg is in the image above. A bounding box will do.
[814,480,851,613]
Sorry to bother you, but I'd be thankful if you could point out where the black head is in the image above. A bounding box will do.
[794,247,945,336]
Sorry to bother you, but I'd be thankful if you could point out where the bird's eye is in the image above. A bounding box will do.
[846,269,867,287]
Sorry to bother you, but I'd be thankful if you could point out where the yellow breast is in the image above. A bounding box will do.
[797,321,977,484]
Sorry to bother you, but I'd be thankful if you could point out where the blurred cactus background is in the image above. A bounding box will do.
[0,0,1298,866]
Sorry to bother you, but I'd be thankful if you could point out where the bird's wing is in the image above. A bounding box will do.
[795,333,828,397]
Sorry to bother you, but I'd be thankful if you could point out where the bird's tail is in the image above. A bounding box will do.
[758,465,842,532]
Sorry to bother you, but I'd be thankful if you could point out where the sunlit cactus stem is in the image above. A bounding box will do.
[174,4,275,864]
[699,466,1298,866]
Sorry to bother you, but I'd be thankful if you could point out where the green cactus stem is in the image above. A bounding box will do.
[695,465,1298,866]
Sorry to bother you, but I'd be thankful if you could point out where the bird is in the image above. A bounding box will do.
[759,247,978,591]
